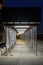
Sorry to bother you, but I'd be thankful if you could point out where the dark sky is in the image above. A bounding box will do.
[4,0,43,33]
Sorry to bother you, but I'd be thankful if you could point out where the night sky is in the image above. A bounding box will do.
[4,0,43,33]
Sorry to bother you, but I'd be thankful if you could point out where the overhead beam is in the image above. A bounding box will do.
[4,22,40,26]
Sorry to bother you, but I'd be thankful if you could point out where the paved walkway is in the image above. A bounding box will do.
[37,40,43,55]
[7,39,35,56]
[0,39,43,65]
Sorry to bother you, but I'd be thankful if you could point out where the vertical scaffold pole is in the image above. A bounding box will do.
[35,26,37,55]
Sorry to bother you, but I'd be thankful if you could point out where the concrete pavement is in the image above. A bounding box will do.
[0,39,43,65]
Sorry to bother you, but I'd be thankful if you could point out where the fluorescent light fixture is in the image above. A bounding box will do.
[15,26,29,28]
[17,32,24,35]
[16,29,27,35]
[17,29,27,32]
[15,25,29,35]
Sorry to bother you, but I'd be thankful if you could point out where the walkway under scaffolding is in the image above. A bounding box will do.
[0,39,43,65]
[7,39,35,56]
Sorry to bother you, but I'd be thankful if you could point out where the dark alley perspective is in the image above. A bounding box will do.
[0,2,43,65]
